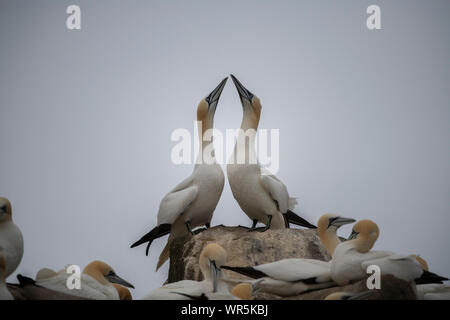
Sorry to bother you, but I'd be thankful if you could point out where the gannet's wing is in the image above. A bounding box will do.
[260,174,289,213]
[361,254,423,282]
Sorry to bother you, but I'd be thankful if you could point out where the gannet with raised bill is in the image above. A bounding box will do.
[331,220,448,286]
[35,260,134,300]
[226,75,315,232]
[412,256,450,300]
[324,291,374,300]
[142,243,230,300]
[0,197,24,277]
[0,253,13,300]
[131,78,227,270]
[221,214,356,296]
[317,213,356,256]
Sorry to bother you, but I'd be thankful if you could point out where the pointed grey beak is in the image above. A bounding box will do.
[205,77,228,110]
[230,74,254,104]
[251,279,264,295]
[328,217,356,229]
[209,260,220,293]
[348,229,360,240]
[347,290,375,300]
[105,273,134,289]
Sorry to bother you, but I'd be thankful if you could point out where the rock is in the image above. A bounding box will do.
[168,225,331,283]
[167,225,417,300]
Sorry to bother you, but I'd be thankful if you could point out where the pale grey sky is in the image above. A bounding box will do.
[0,0,449,299]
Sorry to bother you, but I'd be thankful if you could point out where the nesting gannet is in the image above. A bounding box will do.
[226,75,315,231]
[35,260,134,300]
[317,213,356,256]
[142,243,229,300]
[0,197,24,277]
[131,78,227,270]
[324,291,374,300]
[0,254,13,300]
[331,220,448,286]
[411,256,450,300]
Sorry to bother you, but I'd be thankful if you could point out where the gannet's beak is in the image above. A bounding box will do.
[328,217,356,228]
[209,259,220,293]
[347,291,374,300]
[106,272,134,289]
[205,77,228,111]
[348,229,360,240]
[251,279,264,295]
[230,74,254,104]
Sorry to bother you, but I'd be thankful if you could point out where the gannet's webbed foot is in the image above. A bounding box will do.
[249,216,272,232]
[247,219,259,232]
[185,221,195,235]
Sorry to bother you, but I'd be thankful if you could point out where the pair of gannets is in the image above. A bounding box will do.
[222,214,355,296]
[330,219,448,287]
[131,75,315,269]
[142,243,259,300]
[35,260,134,300]
[0,197,24,279]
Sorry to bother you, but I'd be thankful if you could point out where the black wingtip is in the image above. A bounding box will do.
[17,274,35,287]
[415,270,449,285]
[285,210,317,229]
[221,266,267,279]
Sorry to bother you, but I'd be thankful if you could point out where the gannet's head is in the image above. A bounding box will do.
[197,77,228,123]
[325,291,374,300]
[231,283,253,300]
[83,261,134,289]
[410,255,429,271]
[348,219,379,253]
[0,197,12,223]
[199,243,227,293]
[112,283,132,300]
[230,74,261,126]
[317,214,355,255]
[0,253,7,282]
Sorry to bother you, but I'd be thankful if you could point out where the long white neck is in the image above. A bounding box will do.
[196,118,217,165]
[230,109,259,165]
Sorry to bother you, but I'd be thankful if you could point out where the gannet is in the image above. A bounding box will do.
[131,78,227,270]
[113,284,132,300]
[142,243,230,300]
[317,213,356,256]
[324,291,374,300]
[226,75,315,231]
[0,197,24,277]
[35,260,134,300]
[331,220,448,286]
[0,254,13,300]
[172,281,262,300]
[411,256,450,300]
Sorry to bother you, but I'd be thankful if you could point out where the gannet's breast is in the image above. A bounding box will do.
[141,280,208,300]
[36,272,119,300]
[0,221,24,277]
[0,282,13,300]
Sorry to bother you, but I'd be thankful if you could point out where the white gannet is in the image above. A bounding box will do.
[142,243,230,300]
[412,256,450,300]
[317,213,356,256]
[331,220,448,286]
[324,291,374,300]
[172,281,262,300]
[0,253,13,300]
[131,78,227,270]
[226,75,315,231]
[35,260,134,300]
[221,214,355,296]
[0,197,24,277]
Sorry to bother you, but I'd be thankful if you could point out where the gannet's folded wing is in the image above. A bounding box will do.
[260,174,289,213]
[253,259,332,283]
[157,183,198,225]
[361,254,422,282]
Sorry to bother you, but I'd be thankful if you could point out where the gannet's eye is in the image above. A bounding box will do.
[108,270,116,276]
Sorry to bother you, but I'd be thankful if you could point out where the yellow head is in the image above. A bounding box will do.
[348,219,380,253]
[230,74,261,129]
[231,283,253,300]
[83,260,134,289]
[112,283,132,300]
[410,255,429,271]
[317,214,356,255]
[199,243,227,292]
[0,197,12,223]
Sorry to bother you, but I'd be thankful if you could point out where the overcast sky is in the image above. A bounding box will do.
[1,0,449,299]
